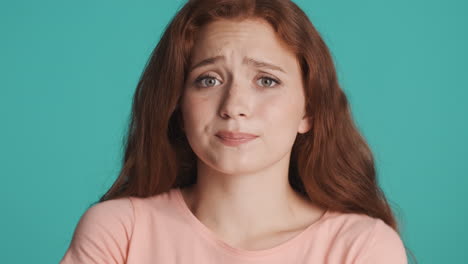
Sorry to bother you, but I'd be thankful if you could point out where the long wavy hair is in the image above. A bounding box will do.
[97,0,415,262]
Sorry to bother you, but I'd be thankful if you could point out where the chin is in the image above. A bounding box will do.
[201,155,264,175]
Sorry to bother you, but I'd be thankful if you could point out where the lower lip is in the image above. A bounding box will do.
[216,135,257,147]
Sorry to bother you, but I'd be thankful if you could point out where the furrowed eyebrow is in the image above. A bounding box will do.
[243,57,286,73]
[189,55,286,73]
[189,55,225,72]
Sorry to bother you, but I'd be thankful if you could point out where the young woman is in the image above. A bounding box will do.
[61,0,415,263]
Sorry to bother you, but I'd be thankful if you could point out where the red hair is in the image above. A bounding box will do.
[98,0,415,261]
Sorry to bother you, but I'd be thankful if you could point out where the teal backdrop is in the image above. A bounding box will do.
[1,0,466,263]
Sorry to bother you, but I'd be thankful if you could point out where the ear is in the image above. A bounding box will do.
[298,115,312,134]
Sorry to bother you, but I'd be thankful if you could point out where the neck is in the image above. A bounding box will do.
[180,153,322,243]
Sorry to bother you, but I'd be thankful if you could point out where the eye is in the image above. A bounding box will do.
[256,76,281,88]
[194,74,221,88]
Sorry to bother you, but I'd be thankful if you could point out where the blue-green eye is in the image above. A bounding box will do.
[195,75,221,88]
[257,76,280,88]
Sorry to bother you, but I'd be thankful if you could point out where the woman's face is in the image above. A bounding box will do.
[181,18,311,175]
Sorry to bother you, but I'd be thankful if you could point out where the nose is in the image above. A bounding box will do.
[218,78,252,120]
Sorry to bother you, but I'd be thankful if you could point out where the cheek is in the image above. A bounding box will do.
[258,94,304,133]
[181,95,215,132]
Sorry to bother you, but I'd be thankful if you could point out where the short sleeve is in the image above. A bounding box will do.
[355,218,408,264]
[60,197,135,264]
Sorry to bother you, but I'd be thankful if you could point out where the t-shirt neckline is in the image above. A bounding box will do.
[171,187,330,258]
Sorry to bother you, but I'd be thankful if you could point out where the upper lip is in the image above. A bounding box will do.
[215,130,258,139]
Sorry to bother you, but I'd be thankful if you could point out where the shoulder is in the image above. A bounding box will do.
[75,197,135,237]
[355,217,408,264]
[60,197,135,264]
[325,210,407,264]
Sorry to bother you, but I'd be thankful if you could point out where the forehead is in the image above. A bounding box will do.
[190,18,297,66]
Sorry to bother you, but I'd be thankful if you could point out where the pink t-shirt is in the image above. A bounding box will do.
[60,188,408,263]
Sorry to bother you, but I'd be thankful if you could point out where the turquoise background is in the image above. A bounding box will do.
[1,0,466,263]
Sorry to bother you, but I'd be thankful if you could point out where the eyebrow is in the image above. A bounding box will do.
[189,55,286,73]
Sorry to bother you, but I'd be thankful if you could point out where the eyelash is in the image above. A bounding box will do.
[194,74,281,88]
